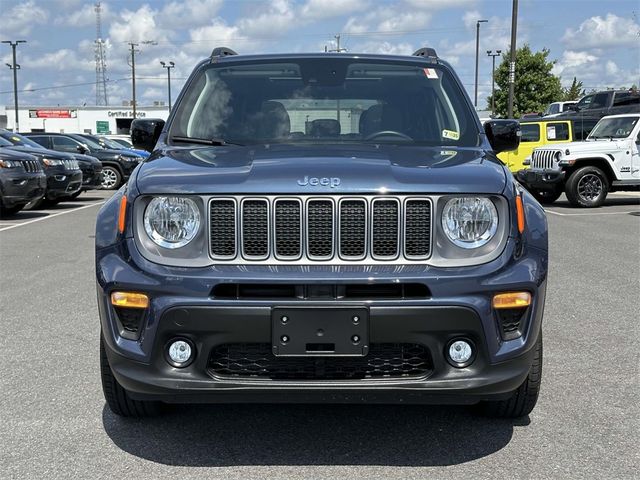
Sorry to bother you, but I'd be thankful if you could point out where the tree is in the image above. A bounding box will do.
[487,45,563,118]
[563,77,584,101]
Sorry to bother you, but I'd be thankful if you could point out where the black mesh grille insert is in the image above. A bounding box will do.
[242,200,269,257]
[307,200,333,258]
[372,200,399,258]
[339,200,366,258]
[275,200,301,258]
[210,200,236,258]
[404,200,431,258]
[208,343,432,380]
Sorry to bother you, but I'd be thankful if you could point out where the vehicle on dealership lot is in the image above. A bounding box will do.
[0,149,46,217]
[542,101,577,117]
[0,130,103,198]
[517,114,640,207]
[90,135,150,159]
[97,47,547,419]
[104,135,133,148]
[0,133,82,207]
[557,89,639,120]
[24,132,142,190]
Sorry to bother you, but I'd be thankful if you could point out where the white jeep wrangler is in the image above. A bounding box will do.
[517,114,640,207]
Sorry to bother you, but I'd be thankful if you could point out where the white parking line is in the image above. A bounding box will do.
[0,201,105,232]
[545,209,638,216]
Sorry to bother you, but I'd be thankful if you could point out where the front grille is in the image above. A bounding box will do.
[63,159,79,170]
[208,196,432,263]
[21,160,42,173]
[531,149,560,170]
[208,343,433,380]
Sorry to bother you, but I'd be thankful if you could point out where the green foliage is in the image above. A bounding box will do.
[563,77,584,101]
[487,45,563,118]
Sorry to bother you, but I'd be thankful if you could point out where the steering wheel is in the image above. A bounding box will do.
[364,130,413,141]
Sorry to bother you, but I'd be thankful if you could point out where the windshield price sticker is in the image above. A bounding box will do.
[442,129,460,140]
[423,68,439,79]
[547,126,556,140]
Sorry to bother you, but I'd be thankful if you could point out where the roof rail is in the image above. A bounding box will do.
[412,47,438,59]
[210,47,238,61]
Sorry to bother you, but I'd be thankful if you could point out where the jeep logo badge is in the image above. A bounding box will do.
[297,176,341,188]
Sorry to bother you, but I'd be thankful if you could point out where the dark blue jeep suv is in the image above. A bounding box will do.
[96,48,547,418]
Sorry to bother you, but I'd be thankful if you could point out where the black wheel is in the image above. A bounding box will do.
[100,334,161,417]
[0,204,23,217]
[478,334,542,418]
[565,166,609,207]
[100,166,122,190]
[530,188,562,205]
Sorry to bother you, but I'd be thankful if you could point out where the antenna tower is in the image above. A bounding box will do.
[95,2,108,105]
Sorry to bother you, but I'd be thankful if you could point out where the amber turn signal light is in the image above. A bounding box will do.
[110,291,149,309]
[515,194,525,234]
[492,292,531,309]
[118,195,127,234]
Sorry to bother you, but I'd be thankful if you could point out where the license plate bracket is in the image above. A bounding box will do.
[272,307,369,357]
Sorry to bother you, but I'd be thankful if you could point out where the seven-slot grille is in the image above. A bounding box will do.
[21,160,42,173]
[63,159,80,170]
[531,149,560,170]
[209,196,432,263]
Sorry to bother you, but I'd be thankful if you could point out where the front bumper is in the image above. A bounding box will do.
[80,167,103,190]
[45,169,83,199]
[97,237,547,404]
[0,171,46,208]
[517,168,564,191]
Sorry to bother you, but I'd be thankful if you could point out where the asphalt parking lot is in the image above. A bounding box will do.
[1,191,638,479]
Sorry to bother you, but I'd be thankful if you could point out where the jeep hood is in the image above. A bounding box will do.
[5,145,74,160]
[538,139,628,154]
[135,145,507,195]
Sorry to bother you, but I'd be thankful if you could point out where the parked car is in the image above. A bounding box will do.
[558,89,640,120]
[497,117,600,180]
[517,114,640,206]
[0,149,46,217]
[24,132,142,190]
[543,101,577,117]
[0,130,102,198]
[89,135,150,159]
[97,47,548,419]
[0,133,82,207]
[105,135,133,148]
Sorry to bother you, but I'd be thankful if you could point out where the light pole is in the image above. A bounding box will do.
[2,40,26,132]
[128,40,156,119]
[160,61,175,111]
[507,0,519,118]
[474,19,488,108]
[487,50,502,116]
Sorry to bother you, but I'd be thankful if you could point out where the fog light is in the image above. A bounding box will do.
[166,339,194,367]
[447,339,475,367]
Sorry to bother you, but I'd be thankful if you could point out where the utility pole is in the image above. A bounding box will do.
[487,50,502,117]
[474,19,488,108]
[128,40,156,119]
[2,40,26,132]
[507,0,519,118]
[95,2,108,106]
[160,61,175,111]
[326,34,347,53]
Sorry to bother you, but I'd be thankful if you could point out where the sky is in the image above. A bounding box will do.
[0,0,639,110]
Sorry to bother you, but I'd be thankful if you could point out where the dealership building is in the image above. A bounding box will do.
[0,105,170,135]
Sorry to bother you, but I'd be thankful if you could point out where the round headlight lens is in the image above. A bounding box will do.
[442,197,498,249]
[144,196,201,249]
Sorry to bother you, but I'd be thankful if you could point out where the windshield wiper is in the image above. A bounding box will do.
[171,136,244,146]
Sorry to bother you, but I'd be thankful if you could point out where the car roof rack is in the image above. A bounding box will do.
[210,47,238,61]
[412,47,438,59]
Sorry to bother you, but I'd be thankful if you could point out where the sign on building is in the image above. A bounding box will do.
[96,120,110,134]
[29,109,77,119]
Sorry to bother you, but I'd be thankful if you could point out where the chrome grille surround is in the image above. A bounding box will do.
[531,149,561,170]
[208,195,432,264]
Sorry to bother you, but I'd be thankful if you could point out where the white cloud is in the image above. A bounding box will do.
[158,0,224,29]
[405,0,475,9]
[0,1,47,36]
[553,50,639,90]
[54,2,113,28]
[349,40,415,56]
[562,13,640,49]
[299,0,368,20]
[236,0,295,37]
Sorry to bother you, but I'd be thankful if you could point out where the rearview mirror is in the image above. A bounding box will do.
[131,118,165,152]
[484,120,520,153]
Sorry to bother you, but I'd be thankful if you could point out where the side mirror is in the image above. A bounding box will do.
[131,118,165,152]
[76,144,89,153]
[484,119,520,153]
[567,104,579,111]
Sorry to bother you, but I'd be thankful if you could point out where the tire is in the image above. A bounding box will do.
[100,334,161,417]
[100,166,122,190]
[531,188,562,205]
[0,204,23,217]
[478,334,543,418]
[565,166,609,207]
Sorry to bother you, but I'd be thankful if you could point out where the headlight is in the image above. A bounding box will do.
[120,155,140,162]
[441,197,498,249]
[0,159,21,168]
[42,158,64,166]
[143,196,201,249]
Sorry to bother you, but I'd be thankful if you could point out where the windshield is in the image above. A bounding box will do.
[588,117,638,139]
[0,136,13,147]
[76,135,104,150]
[169,58,479,147]
[112,138,132,147]
[0,131,45,149]
[99,137,126,149]
[545,104,559,115]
